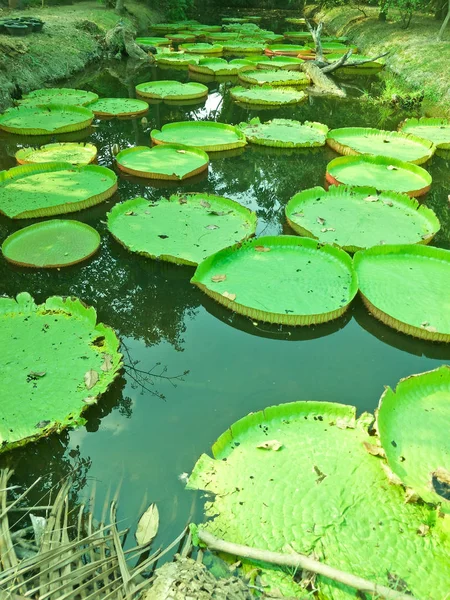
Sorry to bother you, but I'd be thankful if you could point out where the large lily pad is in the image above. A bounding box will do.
[191,236,357,325]
[377,366,450,510]
[0,162,117,219]
[238,69,310,86]
[327,127,435,165]
[107,194,256,266]
[221,41,265,53]
[326,155,432,197]
[240,118,328,148]
[188,400,450,599]
[19,88,98,107]
[165,32,196,43]
[267,43,307,55]
[230,85,307,107]
[258,56,304,70]
[86,97,149,117]
[136,80,208,101]
[399,117,450,150]
[2,220,100,268]
[286,185,440,252]
[151,121,247,152]
[283,31,313,41]
[156,52,200,66]
[116,144,209,180]
[15,142,97,165]
[0,104,94,135]
[179,42,223,53]
[353,244,450,342]
[0,292,122,453]
[188,57,254,75]
[135,36,171,46]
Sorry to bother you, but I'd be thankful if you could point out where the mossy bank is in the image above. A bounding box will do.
[308,5,450,116]
[0,1,161,112]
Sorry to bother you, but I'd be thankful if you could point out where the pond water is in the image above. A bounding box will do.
[0,57,449,552]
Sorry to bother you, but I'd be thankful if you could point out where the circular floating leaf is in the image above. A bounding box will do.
[354,244,450,341]
[230,85,307,107]
[240,117,328,148]
[283,31,313,41]
[206,32,239,41]
[189,57,254,75]
[86,97,149,117]
[0,292,122,453]
[187,400,450,598]
[107,194,256,266]
[135,36,171,46]
[0,162,117,219]
[116,144,209,180]
[221,41,265,53]
[151,121,247,152]
[165,32,196,43]
[258,56,304,70]
[238,69,309,86]
[156,52,200,66]
[179,42,223,53]
[327,127,435,165]
[378,366,450,509]
[286,185,440,252]
[0,104,94,136]
[285,17,306,24]
[306,41,357,54]
[15,142,97,165]
[19,88,98,106]
[2,220,100,267]
[191,235,357,325]
[399,117,450,150]
[326,155,432,197]
[135,80,208,101]
[268,43,307,55]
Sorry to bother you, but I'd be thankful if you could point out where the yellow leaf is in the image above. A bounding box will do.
[84,369,99,390]
[257,439,282,451]
[135,503,159,546]
[222,291,236,301]
[211,274,227,282]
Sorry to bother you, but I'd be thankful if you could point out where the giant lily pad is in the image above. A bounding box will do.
[353,244,450,342]
[2,220,100,268]
[191,236,357,325]
[18,88,98,107]
[164,32,196,43]
[188,57,254,75]
[283,31,313,41]
[267,43,307,55]
[230,85,307,107]
[107,194,256,266]
[135,80,208,101]
[327,127,435,165]
[206,32,239,41]
[188,400,450,598]
[116,144,209,180]
[240,118,328,148]
[15,142,97,165]
[151,121,247,152]
[326,155,432,197]
[238,69,309,86]
[156,52,200,66]
[135,36,171,46]
[286,185,440,252]
[179,42,223,53]
[86,97,149,117]
[222,41,265,53]
[258,56,304,70]
[377,366,450,510]
[0,104,94,135]
[306,41,357,54]
[399,117,450,150]
[0,162,117,219]
[0,292,122,453]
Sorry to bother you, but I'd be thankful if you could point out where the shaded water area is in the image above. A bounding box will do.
[0,56,450,551]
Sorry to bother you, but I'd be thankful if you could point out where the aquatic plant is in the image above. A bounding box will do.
[151,121,247,152]
[15,142,97,165]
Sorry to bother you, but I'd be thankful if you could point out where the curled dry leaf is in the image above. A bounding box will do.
[417,524,430,537]
[200,200,211,209]
[205,224,219,230]
[381,461,403,486]
[256,439,283,451]
[292,211,304,217]
[422,325,437,333]
[125,211,135,216]
[84,369,99,390]
[135,503,159,546]
[321,227,336,233]
[254,246,270,252]
[404,488,420,504]
[364,195,379,202]
[421,233,433,241]
[222,291,236,301]
[383,200,394,207]
[176,150,186,154]
[363,441,386,458]
[83,396,97,405]
[178,197,187,205]
[101,353,113,372]
[317,216,326,225]
[211,274,227,282]
[210,210,232,216]
[387,165,398,171]
[433,466,450,485]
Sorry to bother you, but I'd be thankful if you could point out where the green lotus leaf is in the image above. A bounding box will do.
[259,56,304,70]
[238,69,309,86]
[221,41,265,53]
[0,162,117,219]
[188,57,254,75]
[165,32,196,43]
[116,144,209,180]
[15,142,97,165]
[230,85,307,107]
[188,400,450,599]
[156,52,201,66]
[283,30,313,41]
[151,121,247,152]
[2,220,100,268]
[286,185,440,252]
[326,53,383,69]
[191,235,357,325]
[222,17,251,23]
[85,97,149,117]
[206,32,239,41]
[107,194,256,266]
[240,118,328,148]
[135,80,208,101]
[285,17,306,24]
[353,244,450,342]
[326,155,432,197]
[184,24,221,32]
[179,42,223,53]
[377,366,450,510]
[242,55,273,67]
[399,117,450,150]
[305,41,358,54]
[327,127,435,165]
[18,87,98,106]
[0,292,122,453]
[267,44,307,55]
[135,36,171,46]
[0,104,94,135]
[150,23,185,33]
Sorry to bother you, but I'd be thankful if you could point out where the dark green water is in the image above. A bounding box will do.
[1,59,449,550]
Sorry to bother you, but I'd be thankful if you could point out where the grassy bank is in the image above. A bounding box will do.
[0,1,161,111]
[311,5,450,115]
